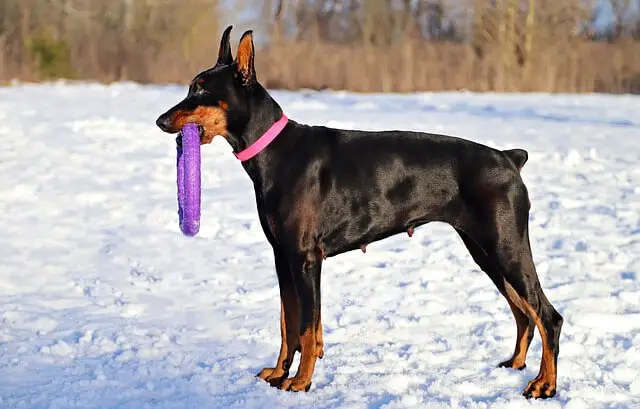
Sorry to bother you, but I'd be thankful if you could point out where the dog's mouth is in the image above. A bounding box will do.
[159,107,226,146]
[175,125,207,147]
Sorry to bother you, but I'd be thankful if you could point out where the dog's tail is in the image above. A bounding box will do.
[503,148,528,170]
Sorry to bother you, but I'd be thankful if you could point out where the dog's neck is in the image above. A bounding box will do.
[225,84,287,190]
[225,85,283,151]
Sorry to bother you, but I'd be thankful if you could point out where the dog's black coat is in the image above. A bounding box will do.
[156,26,563,398]
[254,121,528,257]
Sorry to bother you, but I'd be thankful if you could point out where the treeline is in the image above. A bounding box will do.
[1,0,640,93]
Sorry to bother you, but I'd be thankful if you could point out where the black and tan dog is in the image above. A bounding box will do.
[156,26,563,399]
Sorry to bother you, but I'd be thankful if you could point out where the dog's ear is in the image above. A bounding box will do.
[216,25,233,66]
[235,30,256,86]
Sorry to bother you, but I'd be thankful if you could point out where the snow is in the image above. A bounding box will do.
[1,82,639,408]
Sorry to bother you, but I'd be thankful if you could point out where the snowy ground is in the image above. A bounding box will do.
[0,83,639,409]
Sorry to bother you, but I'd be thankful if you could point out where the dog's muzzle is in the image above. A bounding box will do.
[156,113,174,133]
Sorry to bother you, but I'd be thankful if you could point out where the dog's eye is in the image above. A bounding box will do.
[195,81,207,94]
[190,79,207,95]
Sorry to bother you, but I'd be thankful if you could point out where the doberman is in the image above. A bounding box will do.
[156,26,563,399]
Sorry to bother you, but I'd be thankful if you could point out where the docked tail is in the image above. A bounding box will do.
[503,149,528,170]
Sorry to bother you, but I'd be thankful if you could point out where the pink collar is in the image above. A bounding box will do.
[234,114,288,161]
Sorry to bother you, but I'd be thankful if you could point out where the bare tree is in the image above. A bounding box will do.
[609,0,632,40]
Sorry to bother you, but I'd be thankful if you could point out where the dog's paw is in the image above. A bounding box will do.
[498,358,526,370]
[523,376,556,399]
[278,376,312,392]
[256,367,287,387]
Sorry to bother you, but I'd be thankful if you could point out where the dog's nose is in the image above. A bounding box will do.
[156,113,173,132]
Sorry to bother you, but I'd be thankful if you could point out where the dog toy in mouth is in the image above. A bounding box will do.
[176,123,201,236]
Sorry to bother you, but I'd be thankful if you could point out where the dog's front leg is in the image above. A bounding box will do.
[279,252,322,392]
[257,249,300,387]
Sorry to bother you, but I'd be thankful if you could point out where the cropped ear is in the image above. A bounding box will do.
[216,25,233,66]
[235,30,256,86]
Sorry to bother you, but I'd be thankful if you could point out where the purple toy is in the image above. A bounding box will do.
[176,123,201,236]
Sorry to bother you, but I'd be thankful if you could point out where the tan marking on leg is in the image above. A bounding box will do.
[279,289,301,368]
[257,289,300,386]
[504,281,527,313]
[279,326,317,392]
[315,314,324,359]
[496,281,533,369]
[522,299,557,399]
[499,299,531,369]
[257,301,287,382]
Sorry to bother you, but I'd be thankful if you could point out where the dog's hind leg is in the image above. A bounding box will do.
[504,237,563,399]
[279,251,322,392]
[257,249,300,387]
[467,184,563,399]
[455,228,534,370]
[499,300,535,370]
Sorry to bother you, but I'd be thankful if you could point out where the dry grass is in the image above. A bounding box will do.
[257,40,640,93]
[1,0,639,93]
[0,0,221,83]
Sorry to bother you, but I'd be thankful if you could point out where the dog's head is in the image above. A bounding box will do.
[155,26,257,144]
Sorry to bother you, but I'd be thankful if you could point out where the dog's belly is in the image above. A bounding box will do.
[318,185,461,257]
